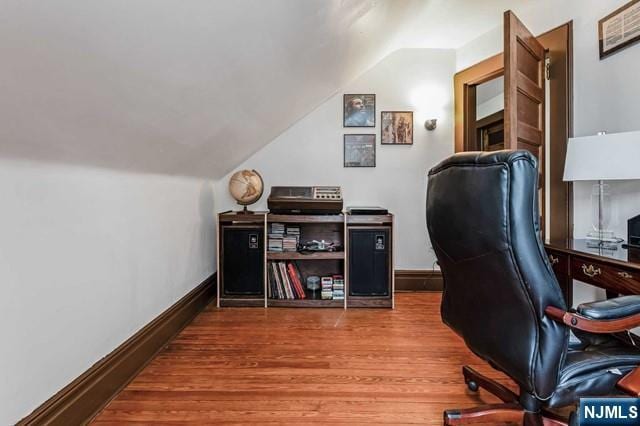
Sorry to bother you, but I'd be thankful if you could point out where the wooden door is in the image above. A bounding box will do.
[504,10,547,233]
[504,10,546,160]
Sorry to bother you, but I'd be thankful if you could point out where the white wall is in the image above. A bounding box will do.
[477,93,504,120]
[216,48,455,270]
[0,159,216,424]
[456,0,640,305]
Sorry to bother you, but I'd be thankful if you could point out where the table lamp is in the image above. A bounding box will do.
[563,131,640,249]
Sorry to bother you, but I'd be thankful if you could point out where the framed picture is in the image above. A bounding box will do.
[381,111,413,145]
[343,94,375,127]
[599,0,640,59]
[344,134,376,167]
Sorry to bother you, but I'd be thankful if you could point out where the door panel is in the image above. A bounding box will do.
[504,10,546,162]
[504,10,547,233]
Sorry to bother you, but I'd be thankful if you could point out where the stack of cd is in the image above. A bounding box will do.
[332,275,344,300]
[282,235,298,252]
[268,223,286,252]
[268,234,283,252]
[321,276,333,300]
[286,225,300,238]
[271,223,285,234]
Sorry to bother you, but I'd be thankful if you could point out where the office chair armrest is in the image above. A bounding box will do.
[545,300,640,334]
[577,295,640,320]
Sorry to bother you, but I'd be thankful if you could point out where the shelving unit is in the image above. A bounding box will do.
[217,211,394,309]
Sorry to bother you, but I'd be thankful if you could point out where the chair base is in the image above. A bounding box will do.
[443,366,569,425]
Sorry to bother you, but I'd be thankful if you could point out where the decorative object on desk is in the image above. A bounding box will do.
[344,134,375,167]
[599,0,640,60]
[625,214,640,249]
[381,111,413,145]
[228,169,264,214]
[563,130,640,249]
[343,94,375,127]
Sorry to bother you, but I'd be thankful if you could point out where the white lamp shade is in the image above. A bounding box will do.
[563,131,640,181]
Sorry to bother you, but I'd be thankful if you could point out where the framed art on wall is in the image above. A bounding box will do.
[599,0,640,59]
[343,94,375,127]
[381,111,413,145]
[344,134,376,167]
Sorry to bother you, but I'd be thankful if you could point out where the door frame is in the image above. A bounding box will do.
[453,21,574,241]
[454,53,504,153]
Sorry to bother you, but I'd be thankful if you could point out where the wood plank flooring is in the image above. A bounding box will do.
[92,293,515,424]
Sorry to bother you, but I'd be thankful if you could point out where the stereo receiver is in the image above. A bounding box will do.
[268,186,343,214]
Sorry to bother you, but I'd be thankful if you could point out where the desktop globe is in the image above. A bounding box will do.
[228,169,263,213]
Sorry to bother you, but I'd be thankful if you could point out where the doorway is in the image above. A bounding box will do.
[453,17,573,242]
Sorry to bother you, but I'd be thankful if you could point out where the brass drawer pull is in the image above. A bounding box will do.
[548,255,559,265]
[618,271,634,279]
[582,264,601,278]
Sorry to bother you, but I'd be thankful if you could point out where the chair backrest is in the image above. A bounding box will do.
[426,150,568,399]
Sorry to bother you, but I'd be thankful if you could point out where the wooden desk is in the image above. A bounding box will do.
[545,239,640,307]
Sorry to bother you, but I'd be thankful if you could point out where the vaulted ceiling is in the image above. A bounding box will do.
[0,0,529,178]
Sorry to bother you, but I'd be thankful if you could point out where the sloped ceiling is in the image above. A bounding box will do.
[0,0,529,178]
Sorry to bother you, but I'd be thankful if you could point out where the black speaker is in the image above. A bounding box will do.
[348,228,390,296]
[222,226,264,296]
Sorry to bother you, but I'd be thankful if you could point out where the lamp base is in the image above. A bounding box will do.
[585,230,620,242]
[585,231,623,250]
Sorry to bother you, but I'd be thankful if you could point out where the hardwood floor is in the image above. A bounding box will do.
[92,293,515,425]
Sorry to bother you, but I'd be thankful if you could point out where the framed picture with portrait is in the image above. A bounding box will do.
[343,94,375,127]
[381,111,413,145]
[344,134,376,167]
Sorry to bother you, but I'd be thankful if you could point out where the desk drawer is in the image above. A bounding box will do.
[570,256,640,295]
[546,249,569,276]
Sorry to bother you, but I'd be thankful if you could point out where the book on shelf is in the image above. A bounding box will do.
[270,262,282,299]
[287,263,306,298]
[268,261,307,300]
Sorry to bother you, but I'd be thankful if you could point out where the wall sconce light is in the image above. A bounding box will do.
[424,119,437,131]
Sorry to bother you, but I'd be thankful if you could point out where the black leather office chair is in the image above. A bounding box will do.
[426,151,640,425]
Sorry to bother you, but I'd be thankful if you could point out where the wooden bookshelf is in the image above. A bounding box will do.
[217,211,393,309]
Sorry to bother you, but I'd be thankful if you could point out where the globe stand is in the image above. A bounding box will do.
[236,204,255,214]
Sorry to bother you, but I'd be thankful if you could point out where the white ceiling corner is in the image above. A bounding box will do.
[0,0,533,179]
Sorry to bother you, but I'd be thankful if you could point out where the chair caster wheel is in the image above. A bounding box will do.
[467,380,479,392]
